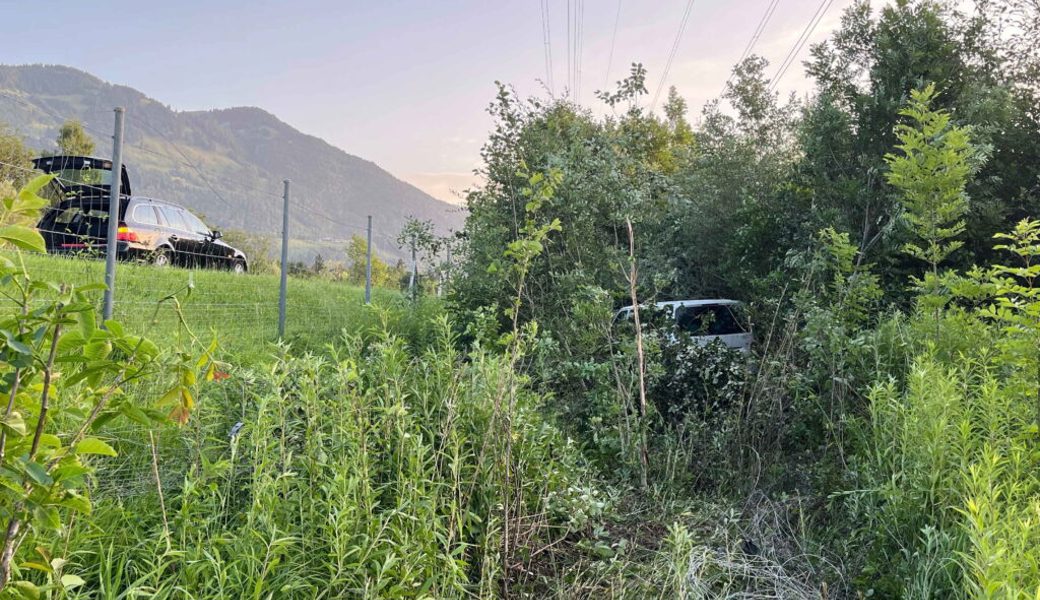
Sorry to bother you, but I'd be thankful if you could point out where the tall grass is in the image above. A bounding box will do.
[48,317,593,598]
[850,315,1040,598]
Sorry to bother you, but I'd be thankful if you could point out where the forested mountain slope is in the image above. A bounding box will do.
[0,64,463,260]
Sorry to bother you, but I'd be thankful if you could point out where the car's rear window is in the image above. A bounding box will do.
[675,304,746,336]
[53,168,113,188]
[43,204,112,238]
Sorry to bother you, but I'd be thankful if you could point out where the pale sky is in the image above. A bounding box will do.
[1,0,860,203]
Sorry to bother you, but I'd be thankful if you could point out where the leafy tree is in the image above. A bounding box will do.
[0,123,34,192]
[55,120,94,156]
[397,217,441,297]
[344,234,399,288]
[885,83,978,275]
[802,0,1040,293]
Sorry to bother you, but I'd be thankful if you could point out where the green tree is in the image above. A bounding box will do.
[344,234,398,288]
[55,120,94,156]
[397,217,440,297]
[0,123,34,192]
[802,0,1040,292]
[885,84,978,275]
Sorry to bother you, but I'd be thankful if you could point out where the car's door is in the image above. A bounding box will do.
[157,206,204,266]
[180,210,225,268]
[127,202,165,249]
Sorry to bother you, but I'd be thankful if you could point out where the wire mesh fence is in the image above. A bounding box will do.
[4,248,385,357]
[2,248,400,503]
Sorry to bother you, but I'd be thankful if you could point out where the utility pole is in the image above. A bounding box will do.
[278,179,290,339]
[365,215,373,304]
[102,107,125,322]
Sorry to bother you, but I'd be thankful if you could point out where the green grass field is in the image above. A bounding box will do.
[2,251,431,359]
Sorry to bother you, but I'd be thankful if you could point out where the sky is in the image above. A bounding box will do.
[0,0,862,204]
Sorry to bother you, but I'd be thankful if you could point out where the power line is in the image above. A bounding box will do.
[718,0,782,100]
[567,0,572,94]
[126,114,232,209]
[768,0,835,92]
[540,0,555,95]
[652,0,696,111]
[739,0,782,66]
[575,0,584,101]
[604,0,623,90]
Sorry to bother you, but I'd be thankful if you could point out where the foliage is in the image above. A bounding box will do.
[55,319,597,598]
[0,176,214,596]
[54,121,94,157]
[344,233,403,289]
[0,124,34,192]
[885,83,978,275]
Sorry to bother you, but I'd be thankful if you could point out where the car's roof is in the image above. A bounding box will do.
[617,299,742,312]
[56,195,184,209]
[129,196,184,209]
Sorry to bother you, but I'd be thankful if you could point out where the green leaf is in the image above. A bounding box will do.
[120,404,151,425]
[60,574,85,589]
[75,283,107,293]
[2,329,31,355]
[10,580,41,600]
[52,462,91,483]
[0,225,46,253]
[37,434,61,449]
[74,438,117,457]
[102,320,124,337]
[89,411,120,431]
[0,411,26,437]
[58,492,91,515]
[157,386,181,408]
[82,340,112,361]
[22,460,53,486]
[17,174,55,201]
[33,506,60,531]
[55,330,85,355]
[18,562,51,573]
[180,387,195,410]
[76,309,97,338]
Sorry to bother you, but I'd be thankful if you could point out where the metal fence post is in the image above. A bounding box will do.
[102,107,125,322]
[409,241,417,301]
[365,215,372,304]
[444,242,451,296]
[278,179,290,339]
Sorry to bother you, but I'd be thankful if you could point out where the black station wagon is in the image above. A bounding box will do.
[34,155,248,272]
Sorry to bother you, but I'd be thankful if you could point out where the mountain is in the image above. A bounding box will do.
[0,64,464,262]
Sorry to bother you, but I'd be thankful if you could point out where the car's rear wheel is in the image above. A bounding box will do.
[231,259,246,274]
[152,248,172,267]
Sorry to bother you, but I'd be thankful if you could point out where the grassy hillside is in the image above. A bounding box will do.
[3,252,434,359]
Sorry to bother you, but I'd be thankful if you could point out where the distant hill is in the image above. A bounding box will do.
[0,64,463,262]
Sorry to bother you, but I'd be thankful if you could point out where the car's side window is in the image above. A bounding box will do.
[133,205,160,226]
[182,211,210,235]
[160,206,188,232]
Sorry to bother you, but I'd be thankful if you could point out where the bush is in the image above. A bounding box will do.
[60,318,598,597]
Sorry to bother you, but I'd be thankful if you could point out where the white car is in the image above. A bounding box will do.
[614,299,752,353]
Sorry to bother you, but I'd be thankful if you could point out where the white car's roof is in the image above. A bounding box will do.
[617,299,741,312]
